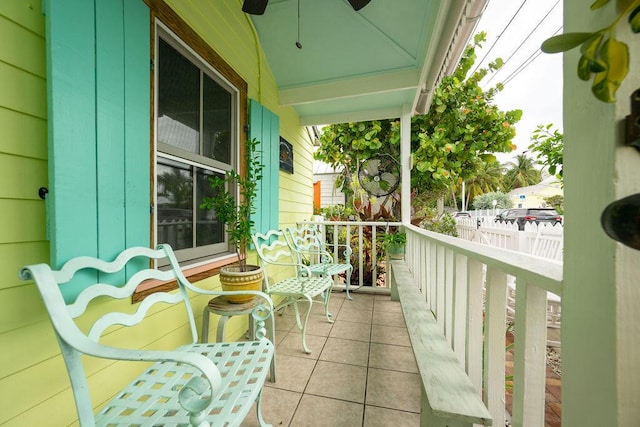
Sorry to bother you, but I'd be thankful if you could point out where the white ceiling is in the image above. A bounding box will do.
[248,0,488,125]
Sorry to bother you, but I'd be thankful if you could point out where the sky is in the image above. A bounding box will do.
[471,0,564,164]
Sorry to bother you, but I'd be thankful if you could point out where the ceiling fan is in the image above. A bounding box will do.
[242,0,371,15]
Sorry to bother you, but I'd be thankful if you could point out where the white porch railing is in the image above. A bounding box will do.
[404,223,562,426]
[303,220,562,426]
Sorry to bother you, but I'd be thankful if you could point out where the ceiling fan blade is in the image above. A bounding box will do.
[242,0,268,15]
[348,0,371,11]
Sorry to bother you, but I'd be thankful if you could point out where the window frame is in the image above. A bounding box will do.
[136,0,249,300]
[155,21,241,265]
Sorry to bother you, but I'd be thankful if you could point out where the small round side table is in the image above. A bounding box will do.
[201,295,276,381]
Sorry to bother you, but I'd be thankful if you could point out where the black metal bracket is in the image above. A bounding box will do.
[625,89,640,150]
[38,187,48,200]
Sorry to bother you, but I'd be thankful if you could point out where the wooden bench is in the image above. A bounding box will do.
[389,260,493,427]
[20,244,275,427]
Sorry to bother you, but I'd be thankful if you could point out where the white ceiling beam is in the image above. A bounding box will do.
[299,106,404,126]
[279,68,419,106]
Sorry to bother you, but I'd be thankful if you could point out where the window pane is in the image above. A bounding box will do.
[158,39,200,154]
[196,168,225,247]
[157,158,193,250]
[203,74,232,163]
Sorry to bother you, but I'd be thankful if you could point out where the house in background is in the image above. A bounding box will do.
[313,160,346,209]
[1,0,639,426]
[509,175,563,208]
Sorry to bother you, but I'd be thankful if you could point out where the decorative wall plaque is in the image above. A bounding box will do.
[279,137,293,174]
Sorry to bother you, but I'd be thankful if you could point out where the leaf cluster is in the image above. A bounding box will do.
[544,194,564,214]
[381,231,407,249]
[200,138,264,269]
[315,120,399,170]
[528,123,563,180]
[410,34,522,193]
[541,0,639,102]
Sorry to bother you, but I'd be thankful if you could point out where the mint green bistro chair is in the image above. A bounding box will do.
[20,244,274,427]
[286,224,354,299]
[252,229,334,353]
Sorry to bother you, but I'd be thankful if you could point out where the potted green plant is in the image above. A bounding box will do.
[381,231,406,260]
[200,137,264,303]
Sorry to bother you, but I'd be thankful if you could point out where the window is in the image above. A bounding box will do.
[155,26,239,264]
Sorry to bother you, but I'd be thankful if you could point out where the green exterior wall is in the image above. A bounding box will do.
[0,0,314,425]
[562,0,640,425]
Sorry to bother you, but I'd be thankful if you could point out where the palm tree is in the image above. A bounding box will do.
[502,154,541,191]
[464,160,504,209]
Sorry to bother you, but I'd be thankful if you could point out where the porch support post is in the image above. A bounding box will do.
[563,1,640,425]
[401,103,412,224]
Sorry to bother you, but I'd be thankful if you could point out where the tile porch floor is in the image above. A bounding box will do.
[242,291,423,427]
[241,290,562,427]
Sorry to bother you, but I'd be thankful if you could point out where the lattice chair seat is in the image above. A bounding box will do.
[97,341,272,425]
[20,244,275,427]
[253,229,334,353]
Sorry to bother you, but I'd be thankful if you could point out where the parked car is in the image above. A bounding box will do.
[495,208,563,230]
[494,210,507,222]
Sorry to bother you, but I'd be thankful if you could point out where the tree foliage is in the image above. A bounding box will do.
[502,154,542,191]
[410,33,522,195]
[544,194,564,214]
[459,159,504,210]
[528,123,563,182]
[472,191,513,210]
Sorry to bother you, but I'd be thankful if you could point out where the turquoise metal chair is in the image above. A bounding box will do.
[252,229,334,353]
[286,224,355,299]
[20,244,274,427]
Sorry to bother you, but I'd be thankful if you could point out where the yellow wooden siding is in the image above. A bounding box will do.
[0,14,45,77]
[2,1,314,424]
[0,2,57,425]
[0,108,47,159]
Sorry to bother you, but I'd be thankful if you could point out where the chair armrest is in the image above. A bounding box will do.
[323,243,353,261]
[64,330,222,416]
[295,247,336,265]
[335,243,353,257]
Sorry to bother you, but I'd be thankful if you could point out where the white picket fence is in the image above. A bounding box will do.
[457,217,563,346]
[456,217,564,261]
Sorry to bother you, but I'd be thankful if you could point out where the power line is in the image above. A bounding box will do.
[501,25,563,86]
[485,0,561,86]
[470,0,528,76]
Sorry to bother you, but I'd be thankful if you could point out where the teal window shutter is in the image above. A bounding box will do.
[249,100,279,235]
[45,0,150,301]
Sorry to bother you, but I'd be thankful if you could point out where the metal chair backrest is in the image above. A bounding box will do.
[252,229,300,293]
[285,224,328,266]
[19,244,221,425]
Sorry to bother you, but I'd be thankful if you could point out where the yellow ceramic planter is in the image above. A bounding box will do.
[219,265,264,303]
